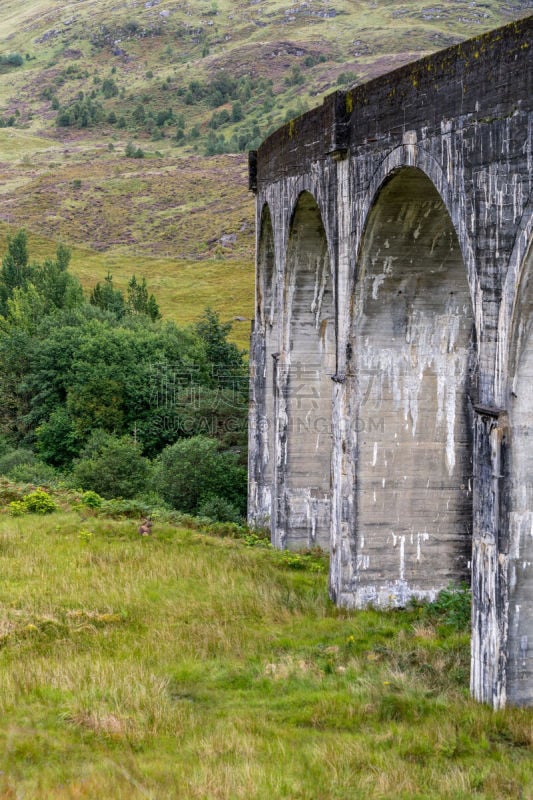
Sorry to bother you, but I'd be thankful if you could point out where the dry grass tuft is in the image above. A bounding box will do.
[66,711,128,737]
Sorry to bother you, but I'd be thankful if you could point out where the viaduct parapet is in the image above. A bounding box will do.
[248,15,533,708]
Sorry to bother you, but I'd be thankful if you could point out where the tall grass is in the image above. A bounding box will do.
[0,510,530,798]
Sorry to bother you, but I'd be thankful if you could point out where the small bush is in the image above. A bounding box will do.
[415,583,471,631]
[102,78,118,99]
[71,434,151,500]
[274,549,327,573]
[0,53,23,68]
[125,141,145,158]
[79,490,103,509]
[198,494,243,523]
[0,436,13,459]
[242,532,272,548]
[7,461,60,486]
[9,489,57,515]
[99,497,154,518]
[285,65,304,86]
[153,435,246,516]
[8,501,26,516]
[337,71,358,86]
[0,449,35,476]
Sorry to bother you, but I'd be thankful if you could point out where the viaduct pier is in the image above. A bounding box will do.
[248,16,533,707]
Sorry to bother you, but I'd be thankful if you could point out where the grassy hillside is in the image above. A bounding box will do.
[0,0,532,344]
[0,488,531,798]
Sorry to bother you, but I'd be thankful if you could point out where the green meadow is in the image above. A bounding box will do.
[0,488,530,799]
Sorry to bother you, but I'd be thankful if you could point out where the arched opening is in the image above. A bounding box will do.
[258,203,275,328]
[281,192,334,549]
[507,240,533,706]
[352,167,475,606]
[250,204,277,528]
[259,204,277,522]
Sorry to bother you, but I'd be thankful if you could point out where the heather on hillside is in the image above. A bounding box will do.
[0,1,530,337]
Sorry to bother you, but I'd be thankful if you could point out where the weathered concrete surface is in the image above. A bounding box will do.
[248,16,533,707]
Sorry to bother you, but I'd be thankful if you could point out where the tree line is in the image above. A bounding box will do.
[0,231,248,521]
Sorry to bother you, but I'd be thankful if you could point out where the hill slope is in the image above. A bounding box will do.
[0,0,532,343]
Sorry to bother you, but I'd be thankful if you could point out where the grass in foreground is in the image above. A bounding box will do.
[0,505,531,799]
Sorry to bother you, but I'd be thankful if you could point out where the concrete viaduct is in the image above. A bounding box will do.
[247,15,533,708]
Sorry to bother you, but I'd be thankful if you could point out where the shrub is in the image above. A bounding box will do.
[23,488,57,513]
[156,109,173,127]
[71,434,151,499]
[0,53,23,68]
[9,489,57,515]
[198,494,243,523]
[337,71,358,86]
[231,102,243,122]
[79,490,103,509]
[8,501,25,515]
[102,78,118,98]
[415,583,472,631]
[56,97,103,128]
[99,497,154,518]
[153,435,246,515]
[36,408,83,468]
[125,141,144,158]
[0,449,35,476]
[124,20,140,36]
[285,65,304,86]
[7,461,60,486]
[0,436,13,459]
[274,549,327,573]
[242,532,272,548]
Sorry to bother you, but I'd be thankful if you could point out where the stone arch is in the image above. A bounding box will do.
[248,202,278,529]
[350,144,480,342]
[349,165,476,607]
[259,202,278,526]
[496,199,533,403]
[277,190,335,549]
[257,202,276,329]
[506,236,533,706]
